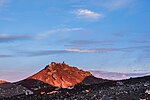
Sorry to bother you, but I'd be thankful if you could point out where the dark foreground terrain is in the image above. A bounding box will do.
[0,63,150,100]
[3,76,150,100]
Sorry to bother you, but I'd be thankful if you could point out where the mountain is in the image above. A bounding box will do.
[16,62,107,93]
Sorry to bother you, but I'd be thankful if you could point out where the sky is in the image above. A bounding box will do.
[0,0,150,81]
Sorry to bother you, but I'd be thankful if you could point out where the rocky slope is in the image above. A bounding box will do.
[0,82,32,99]
[6,75,150,100]
[0,80,7,84]
[16,62,107,93]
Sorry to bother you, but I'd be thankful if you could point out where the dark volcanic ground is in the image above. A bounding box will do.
[3,76,150,100]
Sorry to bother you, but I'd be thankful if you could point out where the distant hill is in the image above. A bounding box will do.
[90,70,150,80]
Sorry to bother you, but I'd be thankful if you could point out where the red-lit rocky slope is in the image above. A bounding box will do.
[0,80,7,84]
[17,62,107,93]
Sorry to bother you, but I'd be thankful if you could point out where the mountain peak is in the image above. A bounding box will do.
[44,62,92,76]
[18,62,106,93]
[21,62,93,89]
[45,62,69,70]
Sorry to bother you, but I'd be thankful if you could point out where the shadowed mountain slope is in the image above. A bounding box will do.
[0,82,32,98]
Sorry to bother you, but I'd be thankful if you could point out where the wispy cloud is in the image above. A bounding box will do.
[0,54,13,58]
[21,45,150,57]
[101,0,135,10]
[0,0,13,21]
[0,0,9,7]
[20,48,127,57]
[0,34,31,42]
[20,50,69,57]
[122,46,150,51]
[65,48,124,53]
[0,16,14,21]
[65,40,115,47]
[36,27,83,39]
[73,9,103,20]
[0,0,7,7]
[65,48,98,53]
[140,49,150,59]
[131,40,150,44]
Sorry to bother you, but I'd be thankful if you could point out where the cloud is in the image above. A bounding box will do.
[65,48,124,53]
[65,48,98,53]
[21,50,69,57]
[36,27,83,39]
[65,46,150,53]
[0,54,13,58]
[140,49,150,59]
[65,40,115,47]
[0,0,9,7]
[21,48,125,57]
[0,16,14,21]
[123,46,150,51]
[17,46,150,57]
[132,40,150,44]
[0,0,6,7]
[101,0,135,10]
[73,9,103,20]
[0,0,12,21]
[1,27,83,41]
[0,34,31,42]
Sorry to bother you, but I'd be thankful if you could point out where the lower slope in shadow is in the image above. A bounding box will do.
[16,79,56,94]
[0,82,31,98]
[121,75,150,84]
[81,75,110,85]
[7,75,150,100]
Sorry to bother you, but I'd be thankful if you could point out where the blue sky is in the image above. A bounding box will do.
[0,0,150,81]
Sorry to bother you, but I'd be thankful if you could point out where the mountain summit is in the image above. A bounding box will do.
[29,62,92,88]
[17,62,105,93]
